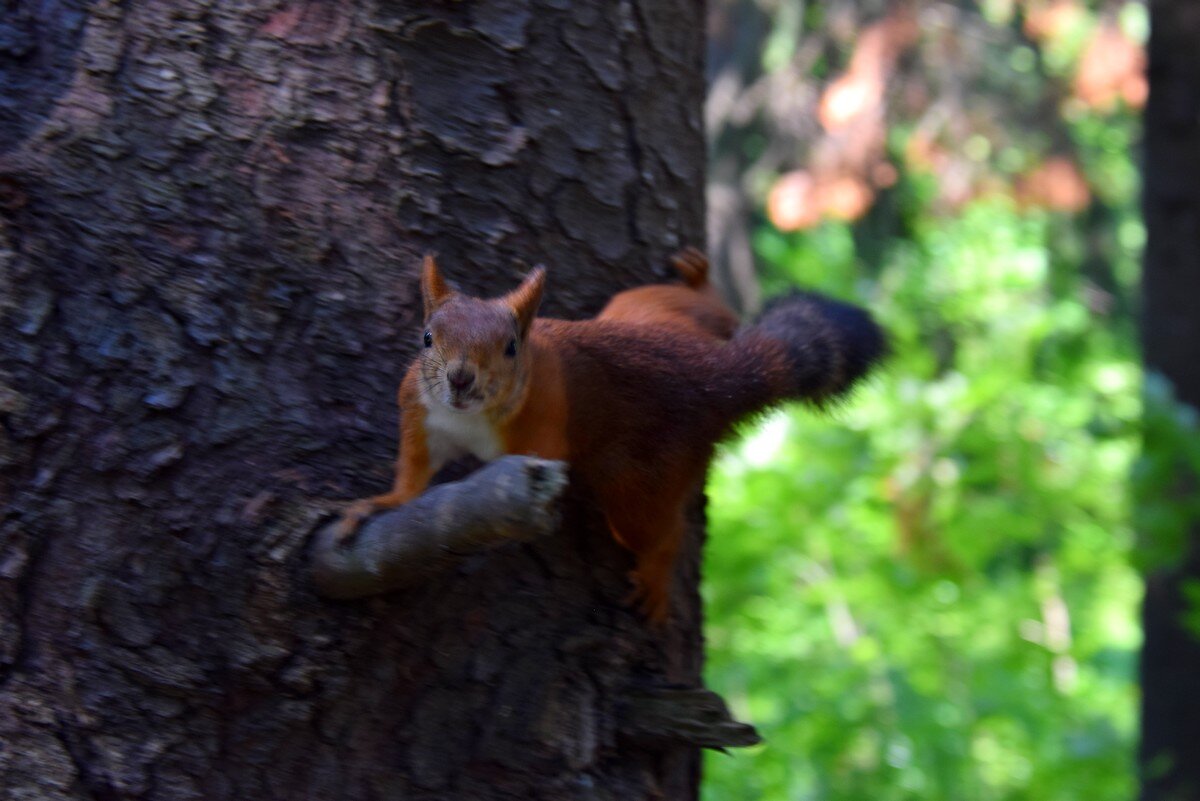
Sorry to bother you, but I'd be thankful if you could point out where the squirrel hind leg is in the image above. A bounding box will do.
[670,246,710,289]
[626,539,681,624]
[606,503,687,625]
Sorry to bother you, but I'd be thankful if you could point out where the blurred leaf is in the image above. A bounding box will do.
[703,3,1145,798]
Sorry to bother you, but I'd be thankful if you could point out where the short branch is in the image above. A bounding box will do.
[618,685,762,750]
[311,456,569,600]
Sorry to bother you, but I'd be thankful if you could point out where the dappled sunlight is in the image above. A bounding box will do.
[1074,21,1148,111]
[1022,0,1087,42]
[765,6,918,231]
[757,0,1148,235]
[1016,157,1092,213]
[767,170,876,231]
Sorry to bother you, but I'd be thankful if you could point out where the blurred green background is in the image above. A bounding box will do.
[702,1,1147,798]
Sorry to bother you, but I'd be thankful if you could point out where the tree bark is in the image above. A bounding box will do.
[0,1,726,798]
[1140,2,1200,799]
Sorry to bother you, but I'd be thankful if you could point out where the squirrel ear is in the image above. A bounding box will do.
[421,254,453,320]
[505,267,545,336]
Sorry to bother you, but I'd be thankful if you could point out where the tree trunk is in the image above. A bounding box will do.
[0,1,726,798]
[1140,2,1200,799]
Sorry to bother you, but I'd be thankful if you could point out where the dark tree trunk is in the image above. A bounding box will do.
[0,1,719,798]
[1140,3,1200,800]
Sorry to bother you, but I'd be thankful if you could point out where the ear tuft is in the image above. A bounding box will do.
[421,254,453,320]
[506,267,546,336]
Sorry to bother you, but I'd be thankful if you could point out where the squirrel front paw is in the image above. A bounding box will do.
[333,499,376,545]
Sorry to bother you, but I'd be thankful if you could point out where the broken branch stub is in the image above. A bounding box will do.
[617,686,763,750]
[311,456,569,600]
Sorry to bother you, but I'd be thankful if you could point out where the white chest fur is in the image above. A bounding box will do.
[421,401,504,466]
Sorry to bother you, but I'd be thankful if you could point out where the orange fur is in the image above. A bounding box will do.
[596,246,737,340]
[337,249,884,623]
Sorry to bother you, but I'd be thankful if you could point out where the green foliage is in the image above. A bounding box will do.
[701,4,1147,798]
[1134,375,1200,573]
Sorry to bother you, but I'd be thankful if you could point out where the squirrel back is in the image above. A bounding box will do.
[544,290,883,465]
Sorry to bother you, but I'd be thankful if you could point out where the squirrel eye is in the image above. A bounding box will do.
[504,338,517,358]
[423,330,433,348]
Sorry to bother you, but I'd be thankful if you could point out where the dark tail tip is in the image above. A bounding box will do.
[753,291,886,398]
[796,292,886,381]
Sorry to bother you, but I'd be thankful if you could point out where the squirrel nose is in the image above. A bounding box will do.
[447,367,475,392]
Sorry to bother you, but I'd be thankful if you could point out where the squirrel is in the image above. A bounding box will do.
[336,248,884,622]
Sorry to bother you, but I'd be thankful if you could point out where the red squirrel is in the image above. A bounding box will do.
[336,248,883,621]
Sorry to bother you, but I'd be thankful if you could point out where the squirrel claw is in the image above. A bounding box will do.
[331,517,359,546]
[333,500,374,546]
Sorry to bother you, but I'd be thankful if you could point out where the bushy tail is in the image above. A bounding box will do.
[720,291,885,418]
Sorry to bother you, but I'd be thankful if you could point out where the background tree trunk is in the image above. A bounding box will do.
[0,1,714,798]
[1140,2,1200,799]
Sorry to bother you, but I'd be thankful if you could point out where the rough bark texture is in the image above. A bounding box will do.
[1140,2,1200,800]
[0,1,715,798]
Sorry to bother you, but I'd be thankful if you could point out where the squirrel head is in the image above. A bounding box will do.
[417,254,545,416]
